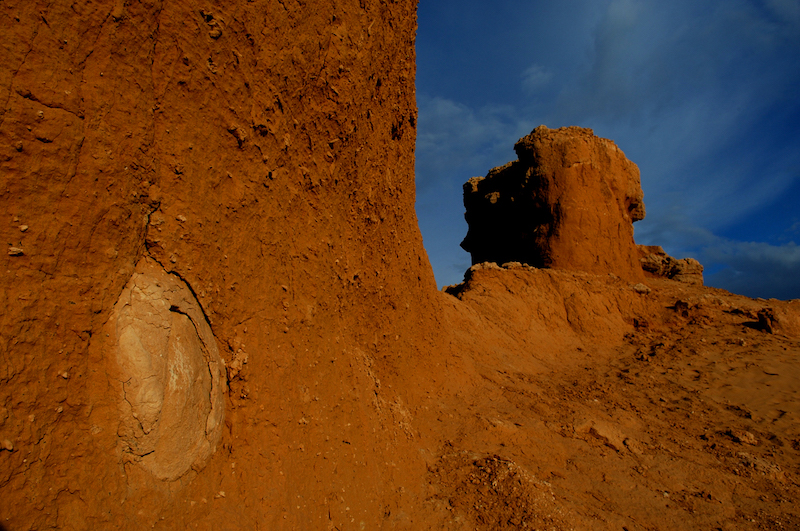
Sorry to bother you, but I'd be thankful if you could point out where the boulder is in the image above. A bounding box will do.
[110,257,226,481]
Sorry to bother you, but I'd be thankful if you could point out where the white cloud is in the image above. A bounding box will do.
[521,64,553,93]
[705,240,800,271]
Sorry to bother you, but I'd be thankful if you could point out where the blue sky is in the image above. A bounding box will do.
[414,0,800,299]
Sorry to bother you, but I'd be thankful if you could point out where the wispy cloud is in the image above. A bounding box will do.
[770,0,800,22]
[416,94,535,191]
[547,0,800,240]
[702,240,800,300]
[521,64,553,94]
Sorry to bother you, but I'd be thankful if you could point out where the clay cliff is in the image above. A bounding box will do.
[1,1,442,528]
[2,1,800,530]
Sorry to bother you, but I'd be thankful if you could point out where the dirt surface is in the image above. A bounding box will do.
[1,1,799,530]
[434,265,800,530]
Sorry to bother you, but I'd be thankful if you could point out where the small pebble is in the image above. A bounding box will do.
[1,439,13,451]
[632,283,652,294]
[19,225,28,232]
[731,429,759,445]
[7,247,24,256]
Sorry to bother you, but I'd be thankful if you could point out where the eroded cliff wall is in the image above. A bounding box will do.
[1,1,444,528]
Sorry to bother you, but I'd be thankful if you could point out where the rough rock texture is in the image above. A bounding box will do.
[0,1,439,529]
[436,266,800,530]
[757,304,800,337]
[462,125,646,281]
[639,244,704,285]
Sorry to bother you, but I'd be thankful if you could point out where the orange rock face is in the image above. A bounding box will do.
[639,244,704,284]
[0,1,438,528]
[462,125,646,281]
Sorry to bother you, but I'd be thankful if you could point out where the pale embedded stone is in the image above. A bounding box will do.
[110,257,226,481]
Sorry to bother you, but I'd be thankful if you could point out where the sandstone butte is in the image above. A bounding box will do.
[0,2,799,530]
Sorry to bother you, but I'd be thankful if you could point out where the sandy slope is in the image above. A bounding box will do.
[420,264,800,530]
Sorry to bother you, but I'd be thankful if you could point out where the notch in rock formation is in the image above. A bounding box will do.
[110,257,226,482]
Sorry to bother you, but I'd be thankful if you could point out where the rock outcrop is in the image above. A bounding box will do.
[756,304,800,337]
[638,244,704,285]
[461,125,646,281]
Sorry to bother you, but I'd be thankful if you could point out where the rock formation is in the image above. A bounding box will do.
[462,125,646,281]
[639,244,704,285]
[0,1,438,528]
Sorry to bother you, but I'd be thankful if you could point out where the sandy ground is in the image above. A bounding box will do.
[421,265,800,530]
